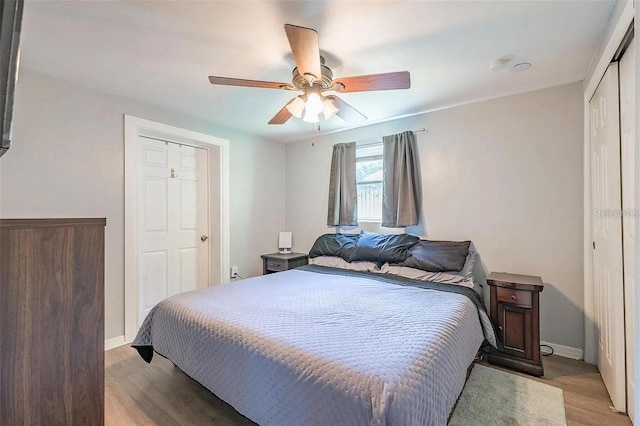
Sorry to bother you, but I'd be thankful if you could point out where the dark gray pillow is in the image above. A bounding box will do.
[348,232,419,263]
[309,233,359,260]
[399,240,471,272]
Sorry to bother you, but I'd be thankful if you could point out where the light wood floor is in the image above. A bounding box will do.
[478,355,631,426]
[106,345,631,425]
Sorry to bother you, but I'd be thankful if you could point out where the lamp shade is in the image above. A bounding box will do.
[323,98,339,119]
[302,110,320,123]
[286,96,305,118]
[305,92,324,115]
[279,232,292,254]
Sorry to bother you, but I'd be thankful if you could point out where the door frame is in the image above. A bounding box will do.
[635,10,640,423]
[123,115,230,343]
[619,36,636,420]
[583,1,634,365]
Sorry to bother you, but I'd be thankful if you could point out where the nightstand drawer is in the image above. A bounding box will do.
[261,252,309,275]
[266,258,287,272]
[497,287,532,307]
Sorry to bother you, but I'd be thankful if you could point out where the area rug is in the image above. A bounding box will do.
[449,363,567,426]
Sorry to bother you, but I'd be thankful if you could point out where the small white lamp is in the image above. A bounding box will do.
[278,232,292,254]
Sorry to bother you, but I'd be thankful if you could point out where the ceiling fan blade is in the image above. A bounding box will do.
[326,96,367,123]
[209,76,293,90]
[284,24,322,82]
[268,99,295,125]
[334,71,411,93]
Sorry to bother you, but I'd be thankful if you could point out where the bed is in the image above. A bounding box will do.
[133,264,496,426]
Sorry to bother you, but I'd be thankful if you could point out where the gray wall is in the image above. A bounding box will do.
[1,70,585,350]
[286,82,584,350]
[0,69,286,340]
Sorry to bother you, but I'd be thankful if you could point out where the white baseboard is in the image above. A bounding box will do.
[541,341,583,360]
[105,335,126,351]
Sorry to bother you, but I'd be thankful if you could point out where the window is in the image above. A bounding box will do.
[356,141,383,221]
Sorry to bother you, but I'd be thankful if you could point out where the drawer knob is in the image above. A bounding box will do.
[510,294,517,300]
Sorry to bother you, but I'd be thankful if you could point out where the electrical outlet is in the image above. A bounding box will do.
[230,266,239,278]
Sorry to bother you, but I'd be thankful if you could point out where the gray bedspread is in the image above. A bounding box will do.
[133,266,496,426]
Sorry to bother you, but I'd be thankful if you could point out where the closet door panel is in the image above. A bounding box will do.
[590,62,626,412]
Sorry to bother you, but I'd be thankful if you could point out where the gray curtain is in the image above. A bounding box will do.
[327,142,358,226]
[382,131,421,227]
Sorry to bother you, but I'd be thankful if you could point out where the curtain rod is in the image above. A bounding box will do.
[356,128,427,147]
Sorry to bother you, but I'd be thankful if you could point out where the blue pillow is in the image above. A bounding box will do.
[399,240,471,272]
[348,232,419,263]
[309,233,359,260]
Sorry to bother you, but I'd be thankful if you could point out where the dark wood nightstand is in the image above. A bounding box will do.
[261,252,309,275]
[487,271,544,377]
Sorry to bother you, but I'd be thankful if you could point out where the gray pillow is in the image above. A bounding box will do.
[309,233,359,260]
[348,232,419,263]
[399,240,471,272]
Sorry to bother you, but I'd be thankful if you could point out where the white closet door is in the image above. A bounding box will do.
[620,38,636,420]
[138,138,209,325]
[590,62,626,412]
[174,144,210,295]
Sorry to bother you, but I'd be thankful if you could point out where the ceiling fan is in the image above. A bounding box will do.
[208,24,411,126]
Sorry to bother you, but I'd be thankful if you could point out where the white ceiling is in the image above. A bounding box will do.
[20,0,615,143]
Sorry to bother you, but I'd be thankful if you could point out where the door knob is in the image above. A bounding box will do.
[201,235,208,242]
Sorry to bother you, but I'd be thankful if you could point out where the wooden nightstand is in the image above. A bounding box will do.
[487,271,544,377]
[261,252,309,275]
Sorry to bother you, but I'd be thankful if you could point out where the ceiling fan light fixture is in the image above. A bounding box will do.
[323,98,339,119]
[304,92,324,116]
[302,109,320,123]
[286,96,305,118]
[210,24,410,126]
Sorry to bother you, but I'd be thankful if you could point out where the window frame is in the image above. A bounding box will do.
[355,141,384,222]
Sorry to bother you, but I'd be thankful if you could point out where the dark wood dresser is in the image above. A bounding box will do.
[0,219,106,425]
[487,271,544,377]
[261,252,309,274]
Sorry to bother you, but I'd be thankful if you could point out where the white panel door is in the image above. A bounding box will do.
[138,138,209,325]
[620,38,636,421]
[590,62,626,412]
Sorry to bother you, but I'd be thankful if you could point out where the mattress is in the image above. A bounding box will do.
[133,265,496,426]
